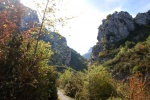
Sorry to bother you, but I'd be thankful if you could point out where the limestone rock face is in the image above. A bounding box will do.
[97,11,135,44]
[91,11,135,62]
[134,10,150,26]
[90,10,150,63]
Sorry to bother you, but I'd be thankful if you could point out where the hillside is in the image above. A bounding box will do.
[90,10,150,79]
[40,32,87,71]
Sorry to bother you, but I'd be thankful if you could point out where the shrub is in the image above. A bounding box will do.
[59,69,87,98]
[88,66,116,100]
[58,68,74,88]
[0,7,57,98]
[126,72,150,100]
[0,33,57,99]
[75,85,89,100]
[64,74,83,98]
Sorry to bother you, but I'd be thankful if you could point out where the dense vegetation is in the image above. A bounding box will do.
[0,0,88,99]
[58,16,150,100]
[97,25,150,79]
[1,0,150,100]
[0,0,58,99]
[58,65,150,100]
[69,49,88,71]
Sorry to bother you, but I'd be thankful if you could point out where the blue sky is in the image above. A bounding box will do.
[86,0,150,15]
[21,0,150,55]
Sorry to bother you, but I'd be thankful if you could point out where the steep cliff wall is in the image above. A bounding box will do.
[90,10,150,64]
[90,10,150,79]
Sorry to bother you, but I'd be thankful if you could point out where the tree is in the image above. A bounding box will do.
[0,0,59,99]
[88,66,116,100]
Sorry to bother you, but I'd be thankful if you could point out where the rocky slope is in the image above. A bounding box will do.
[90,10,150,63]
[90,10,150,79]
[40,32,87,71]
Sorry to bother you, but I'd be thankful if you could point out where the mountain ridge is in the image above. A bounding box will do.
[89,10,150,79]
[90,10,150,63]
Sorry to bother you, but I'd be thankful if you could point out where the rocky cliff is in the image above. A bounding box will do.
[90,10,150,64]
[40,32,71,66]
[40,32,87,71]
[90,10,150,79]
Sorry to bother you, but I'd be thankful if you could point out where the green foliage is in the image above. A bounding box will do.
[100,25,150,78]
[132,66,140,74]
[58,69,87,98]
[98,49,119,64]
[75,85,89,100]
[103,36,150,79]
[70,49,88,71]
[125,41,135,48]
[88,66,116,100]
[115,47,127,59]
[64,73,83,98]
[59,69,74,88]
[0,33,57,99]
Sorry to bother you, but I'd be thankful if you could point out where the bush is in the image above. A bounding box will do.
[58,69,87,98]
[0,33,57,99]
[58,69,74,88]
[88,66,116,100]
[64,74,83,98]
[126,72,150,100]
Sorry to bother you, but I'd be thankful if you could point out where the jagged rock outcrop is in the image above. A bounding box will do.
[90,43,103,62]
[90,10,150,63]
[134,10,150,26]
[97,11,135,45]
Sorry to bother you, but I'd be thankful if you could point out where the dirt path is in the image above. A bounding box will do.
[57,89,75,100]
